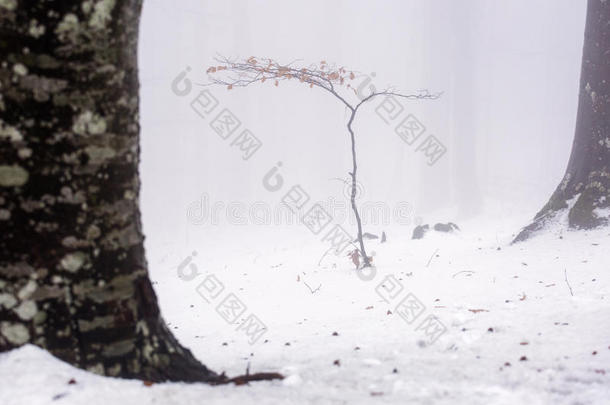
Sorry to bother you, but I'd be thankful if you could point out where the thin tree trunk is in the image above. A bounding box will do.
[514,0,610,242]
[0,0,217,382]
[347,112,370,267]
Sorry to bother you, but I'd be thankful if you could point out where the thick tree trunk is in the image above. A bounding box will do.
[0,0,217,382]
[514,0,610,242]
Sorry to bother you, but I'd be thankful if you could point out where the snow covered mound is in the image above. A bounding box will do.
[1,217,609,404]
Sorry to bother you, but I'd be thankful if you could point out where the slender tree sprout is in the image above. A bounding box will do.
[207,56,440,268]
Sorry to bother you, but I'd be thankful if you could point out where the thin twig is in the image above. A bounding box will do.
[303,281,322,294]
[452,270,475,278]
[426,249,439,267]
[564,268,574,296]
[317,246,334,266]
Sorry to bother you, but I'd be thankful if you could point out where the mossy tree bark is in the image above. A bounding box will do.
[0,0,218,382]
[514,0,610,243]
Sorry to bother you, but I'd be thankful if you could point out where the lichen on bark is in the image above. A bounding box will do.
[0,0,217,382]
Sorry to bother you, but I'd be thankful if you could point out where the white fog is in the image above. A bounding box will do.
[1,1,608,404]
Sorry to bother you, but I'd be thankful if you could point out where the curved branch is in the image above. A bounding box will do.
[355,90,442,112]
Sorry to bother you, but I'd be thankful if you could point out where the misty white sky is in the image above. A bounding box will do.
[138,0,587,247]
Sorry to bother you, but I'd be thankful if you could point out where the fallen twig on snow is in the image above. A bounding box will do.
[564,268,574,296]
[317,246,334,267]
[426,249,439,267]
[303,281,322,294]
[468,309,489,313]
[452,270,475,278]
[212,372,284,386]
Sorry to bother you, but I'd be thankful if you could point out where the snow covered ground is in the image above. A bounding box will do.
[1,210,609,404]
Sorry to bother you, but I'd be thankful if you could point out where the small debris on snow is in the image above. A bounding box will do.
[52,393,69,401]
[468,309,489,313]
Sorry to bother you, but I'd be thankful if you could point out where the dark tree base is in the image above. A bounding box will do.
[513,170,609,243]
[114,316,219,383]
[514,0,610,243]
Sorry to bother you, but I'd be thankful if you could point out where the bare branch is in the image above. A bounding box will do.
[205,56,363,111]
[355,89,442,112]
[205,56,442,116]
[206,56,442,269]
